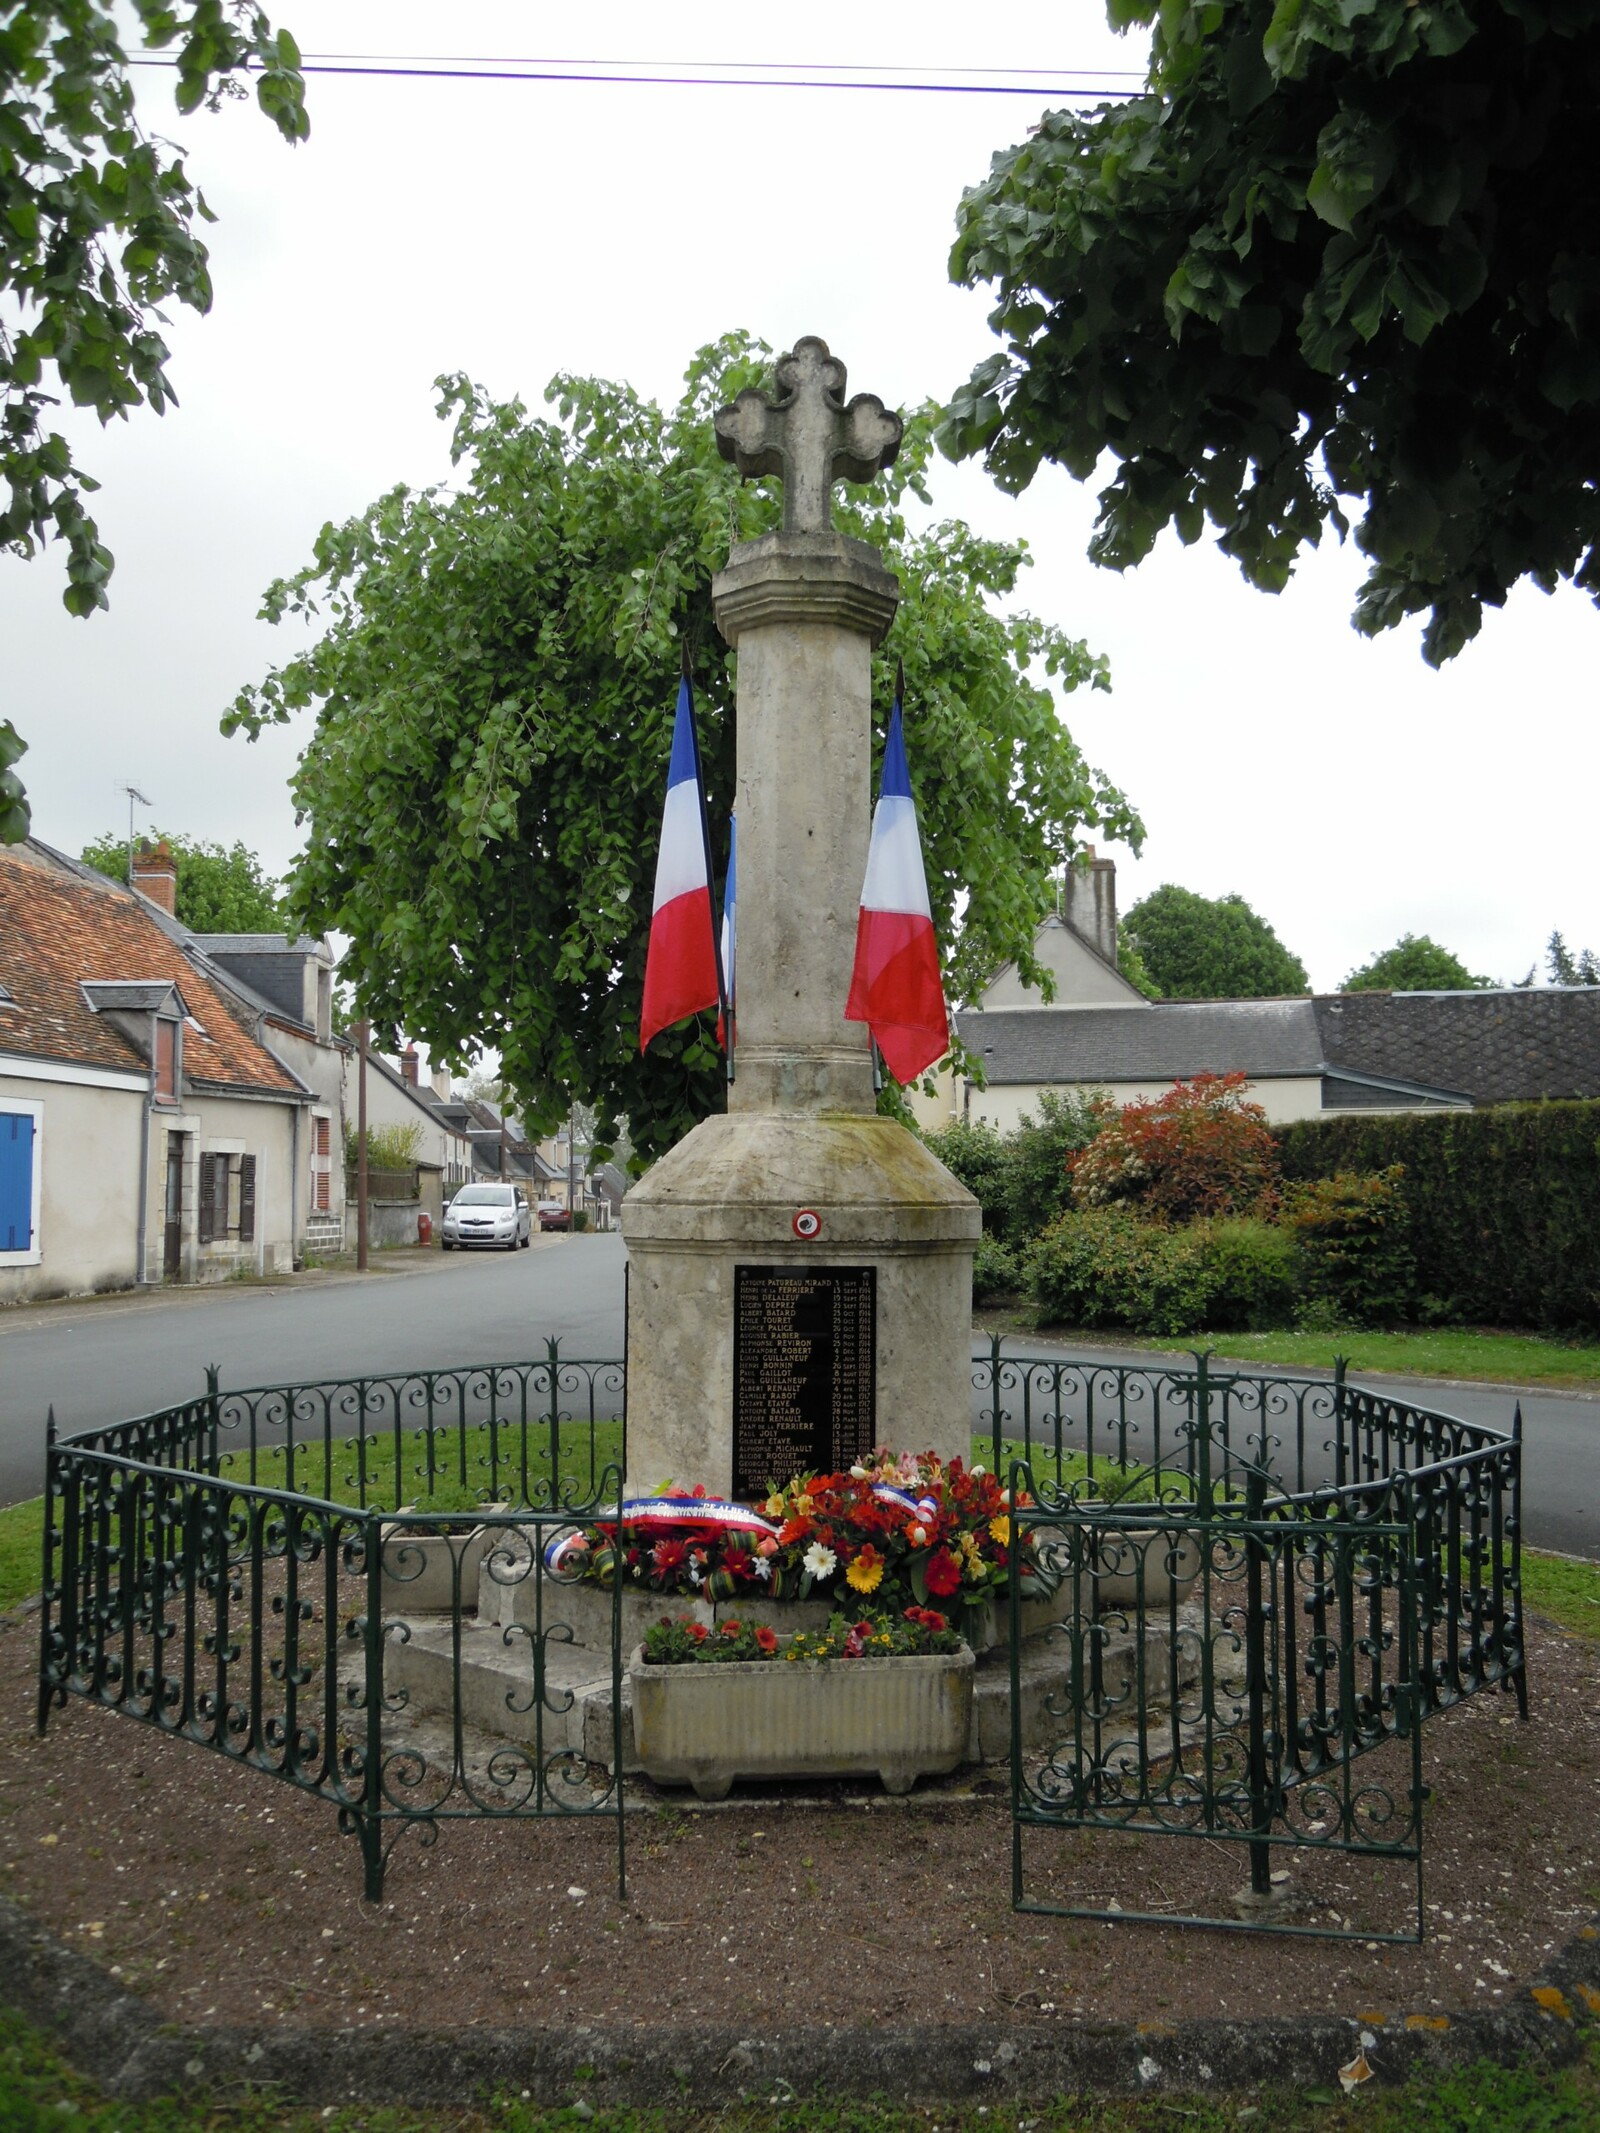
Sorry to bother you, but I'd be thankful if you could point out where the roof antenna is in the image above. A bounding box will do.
[120,785,151,889]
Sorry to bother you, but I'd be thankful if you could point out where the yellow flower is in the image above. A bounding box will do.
[845,1545,885,1594]
[989,1514,1011,1546]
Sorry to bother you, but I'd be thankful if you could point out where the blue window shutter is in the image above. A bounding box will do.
[0,1113,34,1252]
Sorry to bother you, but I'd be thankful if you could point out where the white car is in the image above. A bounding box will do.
[441,1183,531,1251]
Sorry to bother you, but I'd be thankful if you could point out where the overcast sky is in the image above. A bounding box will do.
[4,1,1593,994]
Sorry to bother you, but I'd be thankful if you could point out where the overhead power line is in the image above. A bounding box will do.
[125,51,1142,100]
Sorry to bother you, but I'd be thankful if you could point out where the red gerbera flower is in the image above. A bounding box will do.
[924,1548,962,1598]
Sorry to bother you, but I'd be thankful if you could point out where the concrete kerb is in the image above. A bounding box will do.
[2,1895,1595,2110]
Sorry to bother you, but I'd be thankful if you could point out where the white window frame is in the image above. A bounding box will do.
[0,1095,45,1266]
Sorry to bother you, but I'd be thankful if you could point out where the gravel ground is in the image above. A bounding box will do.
[1,1610,1595,2039]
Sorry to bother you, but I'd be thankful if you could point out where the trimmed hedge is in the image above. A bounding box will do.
[1275,1103,1600,1333]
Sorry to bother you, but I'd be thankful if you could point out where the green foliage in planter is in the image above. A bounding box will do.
[1276,1104,1600,1333]
[972,1232,1022,1302]
[1024,1208,1296,1337]
[641,1608,964,1665]
[1284,1167,1415,1327]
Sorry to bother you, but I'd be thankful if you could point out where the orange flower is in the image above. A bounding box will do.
[754,1625,779,1654]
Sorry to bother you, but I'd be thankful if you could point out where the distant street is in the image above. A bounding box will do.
[0,1235,627,1508]
[2,1236,1593,1559]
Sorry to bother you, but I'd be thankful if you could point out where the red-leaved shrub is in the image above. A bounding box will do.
[1068,1070,1281,1223]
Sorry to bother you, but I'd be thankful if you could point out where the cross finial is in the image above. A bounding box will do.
[714,336,903,535]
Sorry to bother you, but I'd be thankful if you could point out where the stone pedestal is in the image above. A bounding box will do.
[621,346,980,1498]
[623,1114,977,1497]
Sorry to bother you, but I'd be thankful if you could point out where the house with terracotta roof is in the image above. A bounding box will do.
[0,841,315,1302]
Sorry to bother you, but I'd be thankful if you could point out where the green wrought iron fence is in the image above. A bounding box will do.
[993,1348,1525,1940]
[38,1344,627,1901]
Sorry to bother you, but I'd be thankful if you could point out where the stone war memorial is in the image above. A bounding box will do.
[623,334,980,1502]
[39,337,1529,1957]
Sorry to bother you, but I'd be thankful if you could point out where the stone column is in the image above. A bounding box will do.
[715,530,897,1117]
[621,340,979,1500]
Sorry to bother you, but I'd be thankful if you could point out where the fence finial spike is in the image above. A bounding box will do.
[1512,1401,1523,1439]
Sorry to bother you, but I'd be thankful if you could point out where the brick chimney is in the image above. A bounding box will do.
[1062,846,1118,967]
[131,837,177,916]
[401,1044,420,1087]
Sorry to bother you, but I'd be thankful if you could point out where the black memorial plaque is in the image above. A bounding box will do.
[732,1264,876,1497]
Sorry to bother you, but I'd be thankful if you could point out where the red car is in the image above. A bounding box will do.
[537,1201,571,1232]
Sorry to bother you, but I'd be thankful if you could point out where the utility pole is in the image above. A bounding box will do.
[567,1101,579,1223]
[356,1020,370,1271]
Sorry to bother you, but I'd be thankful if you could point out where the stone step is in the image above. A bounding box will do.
[376,1607,1205,1788]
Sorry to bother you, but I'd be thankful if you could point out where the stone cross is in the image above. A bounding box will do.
[714,336,903,536]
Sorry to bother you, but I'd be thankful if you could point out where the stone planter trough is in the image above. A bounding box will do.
[629,1643,976,1800]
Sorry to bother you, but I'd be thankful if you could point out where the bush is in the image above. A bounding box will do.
[1276,1104,1600,1333]
[343,1121,422,1171]
[1187,1217,1300,1332]
[1069,1071,1281,1223]
[997,1088,1114,1241]
[1024,1208,1297,1337]
[1284,1168,1414,1327]
[928,1091,1111,1244]
[925,1120,1009,1230]
[972,1233,1022,1302]
[572,1209,589,1232]
[1024,1208,1208,1335]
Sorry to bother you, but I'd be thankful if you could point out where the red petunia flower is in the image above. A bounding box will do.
[720,1620,743,1639]
[924,1548,962,1598]
[687,1621,709,1642]
[755,1625,779,1654]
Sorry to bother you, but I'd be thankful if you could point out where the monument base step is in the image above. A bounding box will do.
[373,1608,1203,1789]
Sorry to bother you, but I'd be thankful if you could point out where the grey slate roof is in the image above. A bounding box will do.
[956,988,1600,1108]
[80,979,189,1017]
[1312,990,1600,1105]
[956,998,1325,1085]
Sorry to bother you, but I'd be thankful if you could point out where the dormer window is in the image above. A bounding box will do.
[154,1016,179,1103]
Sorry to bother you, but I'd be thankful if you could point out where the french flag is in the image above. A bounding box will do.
[640,677,723,1053]
[845,684,949,1083]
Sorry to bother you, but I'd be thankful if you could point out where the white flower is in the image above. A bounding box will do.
[688,1565,703,1586]
[849,1464,868,1480]
[802,1542,837,1580]
[754,1557,772,1581]
[971,1464,986,1478]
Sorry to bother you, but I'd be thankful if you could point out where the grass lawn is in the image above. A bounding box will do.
[0,2007,1595,2132]
[1124,1326,1600,1388]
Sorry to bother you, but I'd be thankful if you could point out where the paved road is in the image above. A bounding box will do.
[970,1331,1597,1562]
[3,1240,1593,1558]
[0,1235,628,1507]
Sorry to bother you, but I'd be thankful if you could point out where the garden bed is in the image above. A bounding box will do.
[3,1608,1595,2036]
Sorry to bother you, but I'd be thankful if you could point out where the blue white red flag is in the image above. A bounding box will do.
[717,812,736,1052]
[844,687,948,1082]
[640,678,722,1053]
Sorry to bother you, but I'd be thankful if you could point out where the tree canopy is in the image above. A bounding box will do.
[940,0,1600,665]
[80,828,286,932]
[1123,884,1308,999]
[1342,933,1488,993]
[1,2,307,841]
[225,336,1141,1162]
